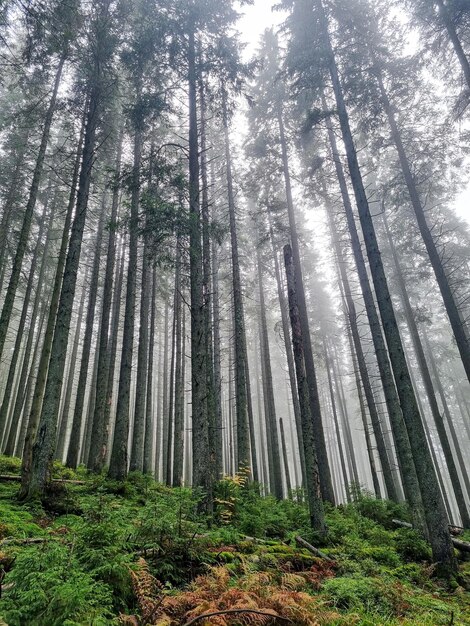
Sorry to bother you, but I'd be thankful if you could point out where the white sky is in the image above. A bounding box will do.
[237,0,281,59]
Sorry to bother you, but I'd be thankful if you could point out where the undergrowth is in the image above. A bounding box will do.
[0,456,468,625]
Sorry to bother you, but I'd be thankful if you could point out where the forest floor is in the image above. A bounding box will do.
[0,456,469,625]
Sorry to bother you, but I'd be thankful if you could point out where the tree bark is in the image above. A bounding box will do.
[277,106,334,503]
[66,199,106,468]
[108,79,142,480]
[130,239,151,473]
[257,243,283,499]
[284,243,326,534]
[173,237,185,486]
[54,270,88,461]
[267,208,307,487]
[279,418,292,498]
[324,98,424,525]
[323,340,349,501]
[327,195,398,501]
[143,266,157,475]
[199,59,217,483]
[188,26,211,508]
[223,93,250,473]
[88,128,123,472]
[19,109,85,494]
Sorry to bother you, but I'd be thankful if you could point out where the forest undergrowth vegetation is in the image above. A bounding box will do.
[0,456,469,626]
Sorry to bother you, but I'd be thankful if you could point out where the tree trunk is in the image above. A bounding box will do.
[173,237,185,486]
[88,128,123,472]
[422,329,470,499]
[257,244,283,499]
[324,97,424,525]
[108,80,142,480]
[331,344,360,486]
[14,292,50,457]
[66,200,106,468]
[323,340,349,502]
[19,109,85,494]
[375,64,470,385]
[54,271,88,461]
[188,27,211,508]
[0,137,29,287]
[0,187,54,446]
[284,243,326,534]
[316,0,454,570]
[347,317,382,498]
[277,106,334,504]
[279,418,292,498]
[165,281,176,485]
[0,55,65,362]
[199,59,217,483]
[223,93,250,473]
[211,202,223,479]
[161,300,170,478]
[328,195,398,501]
[130,239,151,473]
[143,266,157,475]
[267,208,306,487]
[383,214,470,527]
[24,47,103,499]
[81,326,101,465]
[97,235,126,470]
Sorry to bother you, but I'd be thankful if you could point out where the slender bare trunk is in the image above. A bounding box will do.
[284,243,326,534]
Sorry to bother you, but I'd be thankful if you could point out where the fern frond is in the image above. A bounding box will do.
[281,573,307,591]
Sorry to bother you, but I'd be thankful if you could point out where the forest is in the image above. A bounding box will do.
[0,0,469,623]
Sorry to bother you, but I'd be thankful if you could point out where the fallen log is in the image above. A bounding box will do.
[392,518,412,529]
[450,538,470,554]
[294,535,333,561]
[392,519,470,554]
[0,537,47,547]
[0,475,86,485]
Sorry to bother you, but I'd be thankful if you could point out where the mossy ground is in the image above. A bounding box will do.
[0,456,469,625]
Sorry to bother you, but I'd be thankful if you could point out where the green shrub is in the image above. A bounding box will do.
[74,495,134,606]
[350,494,410,529]
[0,543,114,625]
[0,455,21,475]
[322,575,404,617]
[394,528,431,562]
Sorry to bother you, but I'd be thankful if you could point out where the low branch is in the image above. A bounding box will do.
[183,608,293,625]
[295,535,333,561]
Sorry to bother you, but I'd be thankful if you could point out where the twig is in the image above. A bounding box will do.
[182,608,293,625]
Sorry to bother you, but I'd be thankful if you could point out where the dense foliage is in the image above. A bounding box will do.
[0,459,469,625]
